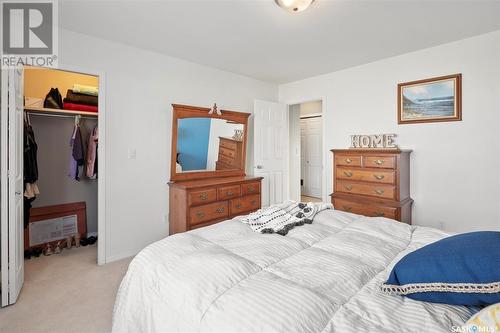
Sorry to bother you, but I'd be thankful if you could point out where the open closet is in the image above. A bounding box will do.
[23,67,99,259]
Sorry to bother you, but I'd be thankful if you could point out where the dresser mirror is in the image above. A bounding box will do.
[170,104,250,181]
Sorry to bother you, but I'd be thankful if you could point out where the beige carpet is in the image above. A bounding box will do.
[301,195,322,203]
[0,245,131,333]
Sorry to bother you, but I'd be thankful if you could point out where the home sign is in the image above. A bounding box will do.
[350,134,398,149]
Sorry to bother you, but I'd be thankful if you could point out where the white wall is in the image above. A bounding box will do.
[58,29,278,262]
[279,31,500,232]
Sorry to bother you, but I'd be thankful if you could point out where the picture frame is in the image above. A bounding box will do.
[398,73,462,124]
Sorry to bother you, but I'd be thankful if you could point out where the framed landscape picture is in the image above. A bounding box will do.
[398,73,462,124]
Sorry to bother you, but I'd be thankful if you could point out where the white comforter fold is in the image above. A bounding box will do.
[112,210,475,333]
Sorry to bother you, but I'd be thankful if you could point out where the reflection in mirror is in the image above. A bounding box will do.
[176,118,244,172]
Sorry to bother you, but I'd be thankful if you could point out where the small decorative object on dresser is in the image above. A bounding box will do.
[330,149,413,224]
[168,104,262,235]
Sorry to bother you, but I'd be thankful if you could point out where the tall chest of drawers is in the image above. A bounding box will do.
[216,137,243,170]
[169,176,263,235]
[330,149,413,224]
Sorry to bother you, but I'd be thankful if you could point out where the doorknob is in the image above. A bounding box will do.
[256,165,263,169]
[15,191,21,195]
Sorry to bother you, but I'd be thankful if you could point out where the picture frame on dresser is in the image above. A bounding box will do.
[330,149,413,224]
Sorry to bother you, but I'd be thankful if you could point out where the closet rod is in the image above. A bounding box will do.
[27,112,97,120]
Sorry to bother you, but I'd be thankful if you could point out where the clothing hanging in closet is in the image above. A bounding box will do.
[24,115,39,228]
[69,121,85,181]
[86,126,98,179]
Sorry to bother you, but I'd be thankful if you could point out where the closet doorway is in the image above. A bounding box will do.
[288,100,324,203]
[0,66,105,306]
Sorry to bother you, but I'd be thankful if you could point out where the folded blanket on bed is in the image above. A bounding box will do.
[238,200,332,235]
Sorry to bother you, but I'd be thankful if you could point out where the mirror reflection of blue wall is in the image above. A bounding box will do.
[177,118,211,171]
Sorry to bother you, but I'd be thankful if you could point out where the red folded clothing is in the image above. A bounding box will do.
[63,102,98,113]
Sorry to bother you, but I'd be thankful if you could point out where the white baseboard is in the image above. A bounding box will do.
[105,246,142,264]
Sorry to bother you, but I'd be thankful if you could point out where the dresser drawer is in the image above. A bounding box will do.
[230,194,260,215]
[218,185,241,200]
[218,154,236,166]
[189,202,229,226]
[336,181,396,200]
[242,182,260,195]
[220,139,237,150]
[363,155,396,169]
[336,167,395,185]
[335,155,361,167]
[215,161,233,170]
[220,147,236,158]
[333,198,397,219]
[188,188,217,206]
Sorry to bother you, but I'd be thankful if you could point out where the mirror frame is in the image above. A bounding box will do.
[170,104,250,181]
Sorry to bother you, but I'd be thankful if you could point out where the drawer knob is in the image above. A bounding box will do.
[235,203,242,209]
[251,200,257,205]
[344,185,353,191]
[226,191,233,196]
[374,159,384,165]
[248,186,255,192]
[199,193,208,200]
[343,171,353,177]
[345,158,352,164]
[196,212,205,218]
[373,174,385,180]
[374,212,385,217]
[342,205,352,212]
[374,189,385,195]
[216,207,225,214]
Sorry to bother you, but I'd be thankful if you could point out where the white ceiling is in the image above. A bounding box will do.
[59,0,500,84]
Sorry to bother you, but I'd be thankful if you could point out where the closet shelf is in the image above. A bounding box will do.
[24,106,98,118]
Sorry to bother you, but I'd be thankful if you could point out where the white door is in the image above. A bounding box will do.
[300,117,322,198]
[0,68,25,306]
[253,100,288,207]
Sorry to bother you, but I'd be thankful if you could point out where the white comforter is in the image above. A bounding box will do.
[112,210,475,333]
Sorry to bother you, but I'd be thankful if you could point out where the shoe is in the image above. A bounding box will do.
[43,244,53,256]
[80,237,88,246]
[54,241,63,254]
[24,249,33,260]
[66,236,73,249]
[87,236,97,245]
[33,248,42,257]
[74,234,81,248]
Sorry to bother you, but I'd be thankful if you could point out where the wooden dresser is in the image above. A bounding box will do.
[216,137,243,170]
[168,176,263,235]
[330,149,413,224]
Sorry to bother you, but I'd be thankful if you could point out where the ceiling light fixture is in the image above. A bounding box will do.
[275,0,315,13]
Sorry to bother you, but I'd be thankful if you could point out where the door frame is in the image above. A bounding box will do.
[285,97,327,203]
[2,64,107,266]
[299,115,323,198]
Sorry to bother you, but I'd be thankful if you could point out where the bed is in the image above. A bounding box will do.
[112,209,476,332]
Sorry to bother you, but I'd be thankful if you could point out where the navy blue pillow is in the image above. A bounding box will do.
[382,231,500,306]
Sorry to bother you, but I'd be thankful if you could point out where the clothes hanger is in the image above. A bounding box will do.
[74,115,81,126]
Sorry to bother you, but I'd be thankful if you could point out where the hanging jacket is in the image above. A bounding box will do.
[86,126,98,178]
[69,125,85,181]
[24,120,39,184]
